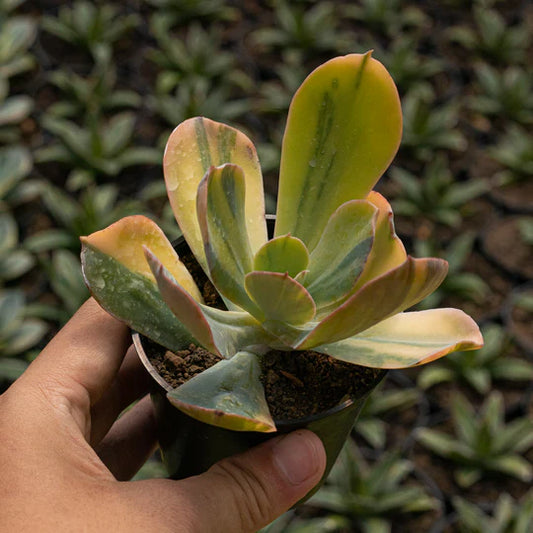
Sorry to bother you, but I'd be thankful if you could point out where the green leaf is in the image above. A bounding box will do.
[102,112,136,156]
[164,117,267,273]
[3,318,48,356]
[245,271,316,326]
[0,357,28,381]
[0,145,32,199]
[487,456,533,482]
[298,256,448,349]
[275,52,402,251]
[305,200,376,310]
[167,350,276,432]
[81,222,197,353]
[196,164,259,313]
[0,95,33,126]
[253,234,309,278]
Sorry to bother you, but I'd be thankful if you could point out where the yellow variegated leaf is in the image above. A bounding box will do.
[164,117,267,273]
[275,52,402,251]
[315,309,484,368]
[80,215,202,301]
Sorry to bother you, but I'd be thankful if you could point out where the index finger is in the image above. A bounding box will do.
[23,298,130,412]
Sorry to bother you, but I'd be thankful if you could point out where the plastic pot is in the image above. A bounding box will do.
[133,331,385,499]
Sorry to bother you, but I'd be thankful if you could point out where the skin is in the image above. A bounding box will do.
[0,298,326,532]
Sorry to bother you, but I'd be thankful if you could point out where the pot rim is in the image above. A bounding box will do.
[132,331,384,429]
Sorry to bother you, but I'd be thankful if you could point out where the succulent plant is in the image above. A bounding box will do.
[81,53,482,433]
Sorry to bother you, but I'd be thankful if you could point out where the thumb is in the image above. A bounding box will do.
[178,429,326,532]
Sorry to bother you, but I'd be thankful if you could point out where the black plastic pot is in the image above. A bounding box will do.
[133,331,385,499]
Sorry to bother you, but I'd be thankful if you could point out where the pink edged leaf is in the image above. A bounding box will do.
[353,191,407,290]
[314,308,484,369]
[164,117,267,273]
[145,247,274,357]
[80,215,201,300]
[167,351,276,433]
[275,52,402,251]
[253,234,309,278]
[245,271,316,326]
[297,256,448,349]
[197,163,262,315]
[304,200,377,309]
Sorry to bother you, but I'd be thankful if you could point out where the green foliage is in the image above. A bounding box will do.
[469,64,533,124]
[252,1,350,58]
[149,20,249,94]
[490,126,533,186]
[354,383,420,449]
[391,155,487,228]
[401,87,467,160]
[261,512,349,533]
[36,112,160,188]
[448,7,530,64]
[308,441,438,531]
[145,0,238,26]
[518,218,533,246]
[342,0,429,37]
[374,36,444,94]
[25,182,142,253]
[149,79,251,131]
[417,392,533,487]
[418,323,533,394]
[0,12,36,80]
[0,289,47,360]
[42,1,139,62]
[45,59,141,120]
[415,233,488,309]
[452,490,533,533]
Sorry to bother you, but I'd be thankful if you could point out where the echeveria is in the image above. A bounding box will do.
[81,52,483,432]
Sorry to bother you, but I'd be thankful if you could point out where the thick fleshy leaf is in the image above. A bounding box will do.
[305,200,376,309]
[253,235,309,278]
[81,244,194,352]
[354,191,407,290]
[80,215,202,301]
[164,117,267,272]
[145,247,275,357]
[167,350,276,432]
[314,309,484,369]
[196,163,258,313]
[297,256,448,349]
[245,271,316,326]
[275,52,402,251]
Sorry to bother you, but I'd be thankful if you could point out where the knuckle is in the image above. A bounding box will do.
[210,457,273,531]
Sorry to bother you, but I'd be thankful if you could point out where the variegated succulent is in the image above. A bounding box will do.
[81,53,483,433]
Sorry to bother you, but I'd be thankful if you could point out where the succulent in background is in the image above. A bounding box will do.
[490,125,533,186]
[417,323,533,394]
[0,10,36,81]
[417,392,533,487]
[36,112,161,189]
[307,442,439,531]
[252,1,351,59]
[390,155,488,228]
[469,64,533,125]
[414,234,488,310]
[0,289,48,384]
[452,490,533,533]
[401,86,467,160]
[145,0,238,26]
[342,0,429,38]
[81,53,482,433]
[41,1,139,63]
[447,7,530,65]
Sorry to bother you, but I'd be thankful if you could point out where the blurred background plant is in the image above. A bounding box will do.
[2,0,532,528]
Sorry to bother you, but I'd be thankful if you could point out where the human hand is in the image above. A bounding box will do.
[0,298,326,532]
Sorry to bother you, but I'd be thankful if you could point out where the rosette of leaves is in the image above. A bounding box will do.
[307,442,439,531]
[417,392,533,487]
[81,53,482,433]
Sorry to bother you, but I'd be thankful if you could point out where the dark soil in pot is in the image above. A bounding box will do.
[143,336,384,422]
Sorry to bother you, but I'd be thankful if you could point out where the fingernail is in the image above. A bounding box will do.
[273,430,325,485]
